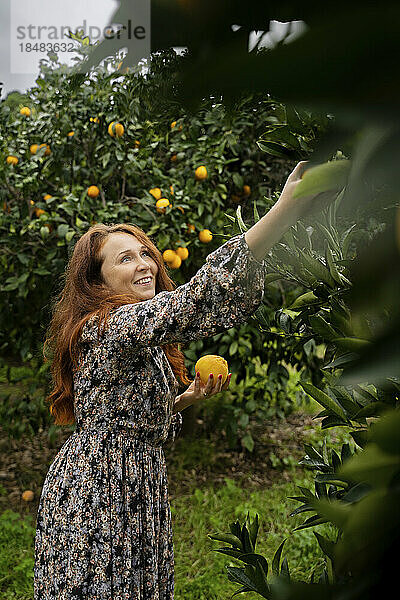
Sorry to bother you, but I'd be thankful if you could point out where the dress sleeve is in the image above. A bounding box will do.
[164,411,183,445]
[80,232,269,349]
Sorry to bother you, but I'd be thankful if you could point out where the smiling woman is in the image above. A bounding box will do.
[99,233,158,297]
[34,216,271,600]
[43,222,192,430]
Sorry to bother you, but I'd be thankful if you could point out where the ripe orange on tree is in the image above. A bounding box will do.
[175,246,189,260]
[67,131,75,137]
[156,198,170,213]
[199,229,212,243]
[20,106,31,117]
[163,249,176,262]
[34,208,46,217]
[171,121,177,129]
[134,140,140,148]
[195,166,207,180]
[149,188,162,200]
[90,117,100,123]
[171,154,177,162]
[43,194,52,201]
[169,255,182,269]
[108,121,124,137]
[39,143,51,156]
[243,185,251,196]
[87,185,100,198]
[6,155,18,165]
[30,144,38,154]
[164,251,182,269]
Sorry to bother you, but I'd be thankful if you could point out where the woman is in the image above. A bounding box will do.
[34,161,322,599]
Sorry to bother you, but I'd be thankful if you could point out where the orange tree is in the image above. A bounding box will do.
[0,37,334,447]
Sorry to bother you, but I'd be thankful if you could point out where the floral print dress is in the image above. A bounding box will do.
[34,232,269,600]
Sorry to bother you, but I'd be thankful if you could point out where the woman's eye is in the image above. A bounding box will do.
[122,251,149,263]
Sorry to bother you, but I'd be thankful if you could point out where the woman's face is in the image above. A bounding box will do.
[100,232,158,299]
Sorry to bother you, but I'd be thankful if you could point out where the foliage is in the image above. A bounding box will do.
[0,33,332,448]
[129,3,400,599]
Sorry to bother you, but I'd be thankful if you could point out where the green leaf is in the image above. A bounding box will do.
[314,532,335,561]
[309,314,340,341]
[272,539,286,577]
[236,205,248,232]
[208,533,243,551]
[338,443,400,488]
[301,252,336,287]
[293,160,351,199]
[325,242,342,285]
[241,433,254,452]
[331,337,372,352]
[288,291,320,310]
[253,199,260,224]
[299,382,348,420]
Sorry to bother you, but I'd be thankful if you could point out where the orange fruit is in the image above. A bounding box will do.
[108,121,124,137]
[134,140,140,148]
[178,125,183,131]
[156,198,170,213]
[20,106,31,117]
[243,185,251,196]
[163,249,176,262]
[149,188,162,200]
[195,354,228,386]
[30,200,35,205]
[195,166,207,180]
[170,185,174,195]
[34,208,46,217]
[22,490,34,501]
[30,144,38,154]
[168,254,182,269]
[171,121,177,129]
[67,131,75,137]
[171,154,177,162]
[90,117,100,123]
[87,185,100,198]
[43,194,52,200]
[176,246,189,260]
[39,143,51,156]
[199,229,212,243]
[6,155,18,165]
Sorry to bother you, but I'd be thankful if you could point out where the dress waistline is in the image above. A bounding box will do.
[74,420,164,448]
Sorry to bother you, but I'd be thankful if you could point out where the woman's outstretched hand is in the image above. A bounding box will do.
[183,371,232,406]
[277,160,333,222]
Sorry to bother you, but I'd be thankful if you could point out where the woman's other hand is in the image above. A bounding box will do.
[185,371,232,405]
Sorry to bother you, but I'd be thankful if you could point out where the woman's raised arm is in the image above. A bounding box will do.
[245,161,321,262]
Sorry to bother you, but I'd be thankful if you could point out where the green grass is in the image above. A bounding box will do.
[0,470,334,600]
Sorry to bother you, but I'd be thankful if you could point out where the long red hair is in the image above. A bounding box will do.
[43,223,192,426]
